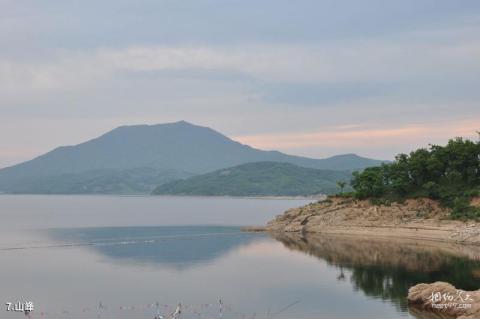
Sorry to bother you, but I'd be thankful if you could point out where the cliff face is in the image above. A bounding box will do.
[266,197,480,244]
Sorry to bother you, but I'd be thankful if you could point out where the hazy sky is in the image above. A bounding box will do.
[1,0,479,168]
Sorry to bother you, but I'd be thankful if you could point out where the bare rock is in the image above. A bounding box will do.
[407,282,480,319]
[265,197,480,244]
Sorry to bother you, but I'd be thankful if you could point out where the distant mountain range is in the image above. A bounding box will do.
[0,121,386,194]
[153,161,353,196]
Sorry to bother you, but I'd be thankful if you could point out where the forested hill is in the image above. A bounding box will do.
[152,161,352,197]
[350,136,480,219]
[0,121,385,194]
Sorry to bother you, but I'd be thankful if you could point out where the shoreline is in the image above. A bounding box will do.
[258,197,480,245]
[0,193,322,200]
[243,224,480,246]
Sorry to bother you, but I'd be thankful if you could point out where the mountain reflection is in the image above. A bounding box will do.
[47,226,265,269]
[271,232,480,317]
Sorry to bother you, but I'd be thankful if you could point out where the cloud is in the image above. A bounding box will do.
[2,24,480,94]
[1,2,480,164]
[233,119,480,158]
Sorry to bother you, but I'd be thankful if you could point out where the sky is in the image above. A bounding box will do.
[1,0,479,168]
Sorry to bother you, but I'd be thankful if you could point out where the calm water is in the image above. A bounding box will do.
[0,196,479,319]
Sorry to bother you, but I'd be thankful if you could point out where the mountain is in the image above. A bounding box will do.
[152,162,353,196]
[0,121,385,194]
[2,168,194,195]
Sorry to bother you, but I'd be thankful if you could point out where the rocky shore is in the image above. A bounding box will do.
[408,282,480,319]
[263,196,480,245]
[254,197,480,318]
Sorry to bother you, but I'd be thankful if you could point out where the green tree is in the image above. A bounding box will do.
[351,167,386,198]
[336,181,347,194]
[350,134,480,219]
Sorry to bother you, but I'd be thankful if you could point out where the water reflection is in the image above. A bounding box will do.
[34,227,480,318]
[45,226,265,269]
[272,232,480,318]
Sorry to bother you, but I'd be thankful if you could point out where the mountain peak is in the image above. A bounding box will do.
[173,120,193,125]
[110,120,196,131]
[0,122,386,194]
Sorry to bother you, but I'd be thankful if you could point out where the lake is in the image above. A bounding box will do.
[1,195,479,319]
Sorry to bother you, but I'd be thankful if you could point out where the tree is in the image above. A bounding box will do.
[351,167,386,198]
[350,134,480,219]
[336,181,347,194]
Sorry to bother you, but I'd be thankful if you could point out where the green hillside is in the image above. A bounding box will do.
[5,168,193,195]
[350,136,480,219]
[152,162,352,197]
[0,121,385,194]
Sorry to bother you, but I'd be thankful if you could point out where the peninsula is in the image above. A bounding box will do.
[261,136,480,245]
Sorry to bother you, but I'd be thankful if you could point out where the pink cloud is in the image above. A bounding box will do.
[233,119,479,152]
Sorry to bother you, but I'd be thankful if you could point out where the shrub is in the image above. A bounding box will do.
[451,197,480,220]
[370,197,392,206]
